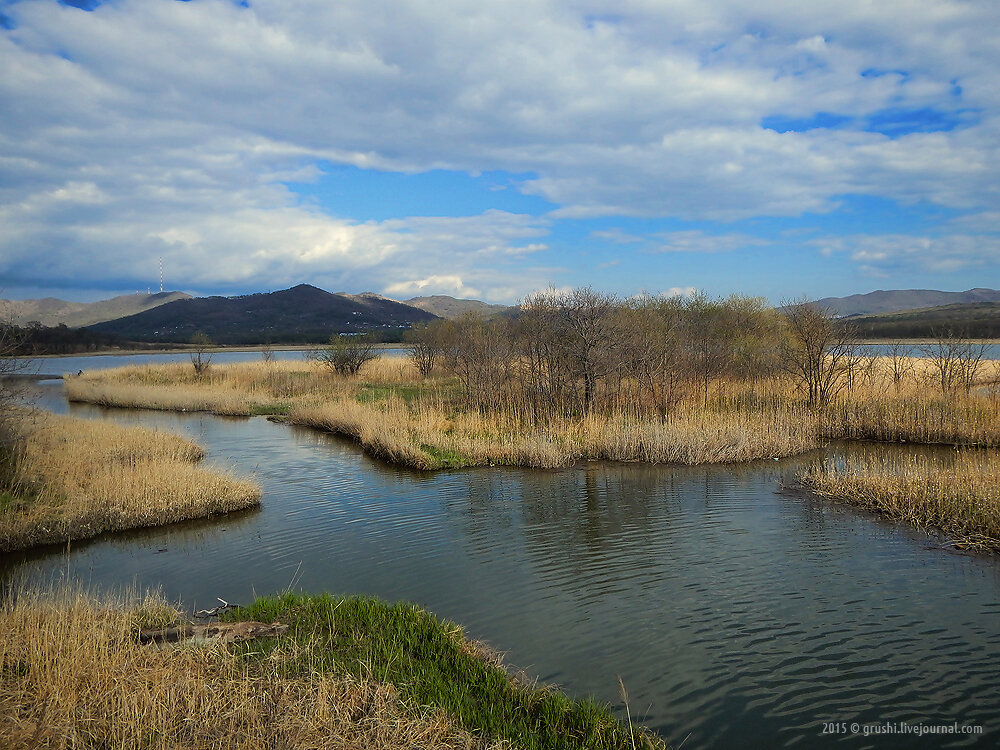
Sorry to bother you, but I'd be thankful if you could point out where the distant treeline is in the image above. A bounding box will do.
[0,322,411,354]
[843,303,1000,339]
[2,323,125,355]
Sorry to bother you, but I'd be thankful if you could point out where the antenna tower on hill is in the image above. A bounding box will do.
[159,257,163,293]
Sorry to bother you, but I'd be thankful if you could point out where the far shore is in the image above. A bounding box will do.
[20,342,412,358]
[15,337,1000,361]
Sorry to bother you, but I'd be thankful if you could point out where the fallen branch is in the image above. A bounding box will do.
[138,621,288,645]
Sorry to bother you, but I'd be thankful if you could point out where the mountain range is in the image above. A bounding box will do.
[813,288,1000,317]
[403,295,510,319]
[2,285,997,346]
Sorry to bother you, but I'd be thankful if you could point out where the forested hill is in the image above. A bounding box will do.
[85,284,438,344]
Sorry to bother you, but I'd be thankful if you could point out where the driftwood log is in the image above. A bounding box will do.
[138,621,288,645]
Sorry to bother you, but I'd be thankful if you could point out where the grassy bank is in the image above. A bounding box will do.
[799,450,1000,551]
[0,412,260,552]
[1,589,665,750]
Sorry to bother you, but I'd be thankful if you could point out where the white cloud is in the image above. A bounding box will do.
[1,0,999,295]
[812,233,1000,275]
[663,286,699,298]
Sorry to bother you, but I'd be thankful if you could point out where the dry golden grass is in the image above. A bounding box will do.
[0,589,496,750]
[64,354,1000,471]
[0,412,261,552]
[287,396,819,469]
[800,449,1000,551]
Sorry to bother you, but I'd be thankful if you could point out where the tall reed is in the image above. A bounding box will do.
[800,450,1000,550]
[0,412,260,552]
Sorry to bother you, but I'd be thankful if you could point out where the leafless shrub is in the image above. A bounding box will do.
[316,332,379,376]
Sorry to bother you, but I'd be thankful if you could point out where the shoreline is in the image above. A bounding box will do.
[18,338,1000,359]
[1,589,665,749]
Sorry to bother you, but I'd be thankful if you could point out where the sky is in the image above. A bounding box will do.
[0,0,997,304]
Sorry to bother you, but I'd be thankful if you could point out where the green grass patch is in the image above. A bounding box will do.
[0,490,25,514]
[419,443,475,469]
[356,383,429,405]
[225,593,663,750]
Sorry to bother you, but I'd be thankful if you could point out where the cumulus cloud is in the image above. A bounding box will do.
[663,286,699,298]
[811,233,1000,275]
[1,0,998,296]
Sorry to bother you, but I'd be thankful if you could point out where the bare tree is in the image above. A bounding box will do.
[917,329,988,395]
[405,321,446,378]
[620,295,687,417]
[190,332,213,376]
[438,314,513,409]
[779,300,855,407]
[522,287,621,414]
[884,341,915,393]
[260,340,275,363]
[316,332,379,376]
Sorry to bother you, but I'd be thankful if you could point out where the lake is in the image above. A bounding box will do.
[3,379,999,748]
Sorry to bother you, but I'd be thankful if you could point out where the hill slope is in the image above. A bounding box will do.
[0,291,191,327]
[404,295,510,319]
[86,284,438,344]
[814,288,1000,317]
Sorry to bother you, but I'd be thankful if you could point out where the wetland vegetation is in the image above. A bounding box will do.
[1,588,662,749]
[0,411,260,553]
[58,290,1000,551]
[4,289,1000,746]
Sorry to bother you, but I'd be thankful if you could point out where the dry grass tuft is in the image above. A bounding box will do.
[0,589,496,750]
[0,412,261,552]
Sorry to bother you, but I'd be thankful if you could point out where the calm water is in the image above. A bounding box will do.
[4,381,1000,748]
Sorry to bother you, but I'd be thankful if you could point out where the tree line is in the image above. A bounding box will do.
[403,289,829,417]
[402,289,995,418]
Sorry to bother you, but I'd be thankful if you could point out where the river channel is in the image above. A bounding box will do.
[3,376,999,748]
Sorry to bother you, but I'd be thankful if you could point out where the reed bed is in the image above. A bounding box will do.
[0,413,260,552]
[0,589,494,750]
[287,396,820,470]
[821,394,1000,446]
[799,450,1000,551]
[65,355,1000,471]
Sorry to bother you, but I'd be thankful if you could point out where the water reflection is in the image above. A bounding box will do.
[3,383,999,748]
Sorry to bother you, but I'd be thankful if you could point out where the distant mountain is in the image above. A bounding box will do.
[404,295,510,319]
[813,288,1000,317]
[86,284,438,344]
[0,291,191,328]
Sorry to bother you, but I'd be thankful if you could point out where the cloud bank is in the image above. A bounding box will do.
[1,0,997,300]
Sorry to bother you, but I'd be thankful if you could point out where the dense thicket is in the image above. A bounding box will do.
[411,289,789,417]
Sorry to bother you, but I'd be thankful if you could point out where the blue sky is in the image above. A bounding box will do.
[1,0,997,304]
